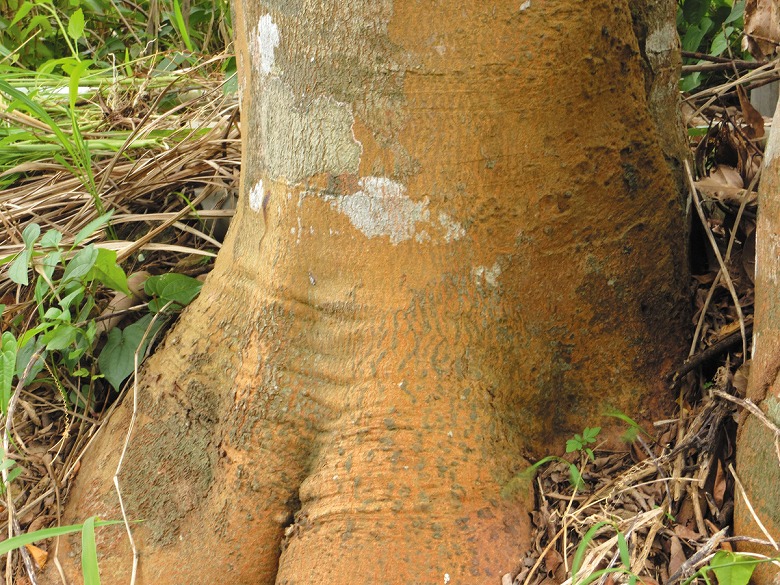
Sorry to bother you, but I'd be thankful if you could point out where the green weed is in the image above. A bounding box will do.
[678,0,748,91]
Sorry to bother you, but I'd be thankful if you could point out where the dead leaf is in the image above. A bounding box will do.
[738,85,766,139]
[669,535,687,578]
[710,165,745,188]
[544,548,562,576]
[734,361,751,396]
[25,544,48,569]
[674,523,701,541]
[744,0,780,59]
[712,461,727,508]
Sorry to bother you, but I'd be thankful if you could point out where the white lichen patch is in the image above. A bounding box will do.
[249,180,264,212]
[473,262,502,288]
[415,230,431,243]
[328,177,430,244]
[438,212,466,242]
[646,21,677,54]
[251,14,280,76]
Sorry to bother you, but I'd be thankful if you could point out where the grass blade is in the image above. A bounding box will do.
[81,515,100,585]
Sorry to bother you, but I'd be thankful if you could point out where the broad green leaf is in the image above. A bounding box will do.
[73,211,114,246]
[67,8,85,41]
[0,520,123,556]
[17,324,51,349]
[0,332,18,416]
[682,18,713,53]
[41,324,78,351]
[9,2,34,27]
[0,458,17,473]
[8,250,31,286]
[81,516,100,585]
[43,307,64,321]
[680,72,702,92]
[40,229,63,249]
[21,223,40,248]
[683,0,709,25]
[58,286,83,312]
[87,248,130,295]
[61,245,98,285]
[76,295,95,323]
[710,30,729,56]
[22,13,54,38]
[724,0,745,24]
[4,466,22,486]
[67,334,90,362]
[583,427,601,442]
[709,551,758,585]
[566,438,580,453]
[569,464,584,490]
[40,250,62,281]
[98,314,166,390]
[35,278,47,317]
[145,273,203,312]
[14,338,45,384]
[67,58,92,111]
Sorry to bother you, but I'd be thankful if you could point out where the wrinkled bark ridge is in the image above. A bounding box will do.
[43,1,689,583]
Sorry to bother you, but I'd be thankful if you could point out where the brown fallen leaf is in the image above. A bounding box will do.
[737,85,766,139]
[669,535,687,578]
[713,460,727,507]
[744,0,780,59]
[544,548,562,576]
[674,524,701,541]
[25,543,48,569]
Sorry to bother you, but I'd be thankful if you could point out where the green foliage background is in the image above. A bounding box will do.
[678,0,747,91]
[0,0,232,69]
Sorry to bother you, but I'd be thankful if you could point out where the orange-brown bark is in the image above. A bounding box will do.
[42,1,688,583]
[734,101,780,584]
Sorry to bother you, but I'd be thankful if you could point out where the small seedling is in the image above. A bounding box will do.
[566,426,601,461]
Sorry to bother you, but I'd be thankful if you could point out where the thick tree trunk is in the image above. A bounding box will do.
[734,100,780,584]
[43,1,688,583]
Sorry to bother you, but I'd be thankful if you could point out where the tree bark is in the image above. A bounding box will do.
[42,1,689,583]
[734,98,780,584]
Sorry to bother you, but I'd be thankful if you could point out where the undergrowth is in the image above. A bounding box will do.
[0,0,234,580]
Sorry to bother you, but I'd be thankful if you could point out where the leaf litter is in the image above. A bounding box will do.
[511,56,780,585]
[0,53,237,583]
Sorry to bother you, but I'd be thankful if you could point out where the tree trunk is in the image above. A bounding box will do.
[734,99,780,584]
[43,1,689,583]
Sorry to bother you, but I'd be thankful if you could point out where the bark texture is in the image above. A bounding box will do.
[734,98,780,584]
[43,1,688,583]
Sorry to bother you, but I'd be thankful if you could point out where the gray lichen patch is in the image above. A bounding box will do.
[251,14,279,75]
[259,79,362,183]
[326,177,430,244]
[438,212,466,242]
